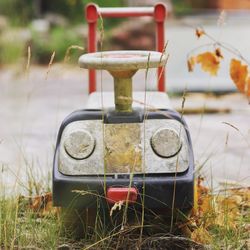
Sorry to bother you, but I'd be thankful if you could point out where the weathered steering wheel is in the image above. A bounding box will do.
[79,50,167,112]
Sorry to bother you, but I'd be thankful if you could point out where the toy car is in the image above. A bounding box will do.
[53,50,195,220]
[53,4,195,229]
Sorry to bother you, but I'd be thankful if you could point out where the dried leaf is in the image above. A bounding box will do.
[189,182,249,242]
[197,52,220,76]
[230,59,248,94]
[247,77,250,97]
[195,28,205,38]
[187,56,196,72]
[229,187,250,208]
[199,194,213,215]
[214,213,236,228]
[191,227,212,244]
[192,176,210,217]
[215,48,223,59]
[225,195,242,206]
[218,196,240,214]
[30,192,51,211]
[29,192,60,217]
[214,196,240,228]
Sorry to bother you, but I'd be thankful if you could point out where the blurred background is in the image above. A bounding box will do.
[0,0,249,193]
[1,0,250,90]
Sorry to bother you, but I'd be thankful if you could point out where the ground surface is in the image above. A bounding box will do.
[0,64,249,194]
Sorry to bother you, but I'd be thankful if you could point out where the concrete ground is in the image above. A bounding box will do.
[0,64,249,194]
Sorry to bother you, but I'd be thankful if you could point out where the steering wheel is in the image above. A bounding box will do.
[79,50,167,112]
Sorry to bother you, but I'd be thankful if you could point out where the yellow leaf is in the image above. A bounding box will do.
[247,77,250,97]
[214,195,240,229]
[230,59,248,94]
[228,188,250,208]
[193,176,210,216]
[214,213,236,229]
[200,195,213,214]
[191,227,212,244]
[197,52,220,76]
[187,56,196,72]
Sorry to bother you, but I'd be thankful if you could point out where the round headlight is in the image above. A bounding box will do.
[64,129,95,160]
[151,127,182,158]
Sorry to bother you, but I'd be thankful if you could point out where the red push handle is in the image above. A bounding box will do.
[85,3,167,94]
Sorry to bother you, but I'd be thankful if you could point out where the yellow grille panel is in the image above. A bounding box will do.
[104,123,142,173]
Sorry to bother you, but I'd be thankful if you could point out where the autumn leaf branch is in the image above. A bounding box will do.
[187,27,250,101]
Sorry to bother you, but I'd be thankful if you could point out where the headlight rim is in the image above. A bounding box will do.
[150,127,183,158]
[63,129,96,160]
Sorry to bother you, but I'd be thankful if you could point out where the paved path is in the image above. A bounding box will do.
[0,65,249,195]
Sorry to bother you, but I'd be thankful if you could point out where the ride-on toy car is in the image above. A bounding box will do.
[53,4,195,228]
